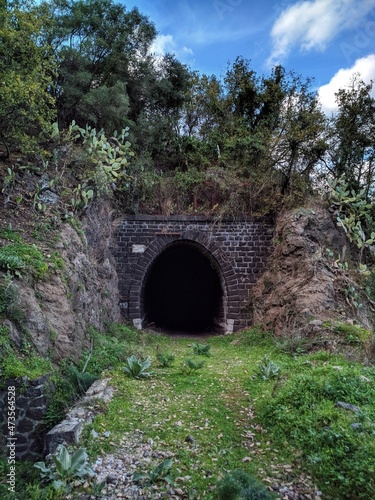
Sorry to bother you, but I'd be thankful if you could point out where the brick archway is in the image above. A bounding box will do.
[128,231,240,333]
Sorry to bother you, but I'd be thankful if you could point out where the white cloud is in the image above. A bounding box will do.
[150,34,194,65]
[150,34,175,56]
[268,0,375,66]
[318,53,375,114]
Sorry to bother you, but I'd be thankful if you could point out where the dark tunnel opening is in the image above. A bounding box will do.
[143,243,223,333]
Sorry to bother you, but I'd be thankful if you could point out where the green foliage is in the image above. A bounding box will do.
[192,342,211,357]
[48,0,156,132]
[276,334,309,356]
[122,355,153,378]
[181,358,205,374]
[0,274,24,325]
[215,469,274,499]
[365,269,375,302]
[333,323,372,344]
[0,323,52,380]
[329,176,375,252]
[256,355,281,380]
[68,122,134,201]
[0,242,48,279]
[0,227,22,243]
[156,352,175,367]
[256,364,375,498]
[34,445,94,493]
[133,459,173,485]
[25,483,64,500]
[0,458,46,500]
[0,348,51,380]
[83,326,141,374]
[0,2,56,151]
[327,77,375,197]
[44,362,98,427]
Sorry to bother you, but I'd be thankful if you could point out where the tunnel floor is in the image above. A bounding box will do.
[143,243,223,333]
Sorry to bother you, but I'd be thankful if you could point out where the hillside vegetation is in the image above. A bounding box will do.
[1,0,375,218]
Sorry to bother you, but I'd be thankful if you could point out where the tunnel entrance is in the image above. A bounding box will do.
[143,242,223,333]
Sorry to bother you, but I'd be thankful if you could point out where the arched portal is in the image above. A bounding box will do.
[142,241,224,333]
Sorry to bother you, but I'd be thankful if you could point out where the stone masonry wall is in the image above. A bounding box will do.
[114,215,274,332]
[0,374,53,460]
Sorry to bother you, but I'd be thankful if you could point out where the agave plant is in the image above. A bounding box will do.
[133,459,173,485]
[34,445,94,493]
[256,355,280,380]
[122,355,153,378]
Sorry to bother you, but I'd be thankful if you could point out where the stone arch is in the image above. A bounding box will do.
[128,231,240,333]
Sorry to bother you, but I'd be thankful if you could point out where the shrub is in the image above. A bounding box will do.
[0,275,24,325]
[83,327,137,373]
[44,363,97,428]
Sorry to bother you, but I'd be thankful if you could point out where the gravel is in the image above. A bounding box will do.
[76,429,322,499]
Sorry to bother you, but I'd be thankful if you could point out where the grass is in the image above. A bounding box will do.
[76,325,375,498]
[4,324,375,499]
[0,325,52,381]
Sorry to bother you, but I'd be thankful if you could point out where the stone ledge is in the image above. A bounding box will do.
[44,378,113,456]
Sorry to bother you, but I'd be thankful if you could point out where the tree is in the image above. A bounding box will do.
[266,72,327,194]
[325,76,375,198]
[44,0,157,132]
[133,54,192,171]
[0,0,56,152]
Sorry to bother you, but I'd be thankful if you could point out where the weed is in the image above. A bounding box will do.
[0,227,22,243]
[50,330,57,343]
[0,325,52,379]
[192,342,211,357]
[156,352,175,367]
[45,363,98,427]
[0,242,48,279]
[181,358,205,374]
[105,323,142,344]
[215,469,274,499]
[0,459,42,499]
[236,327,275,347]
[83,326,139,373]
[0,275,24,326]
[333,322,371,344]
[276,333,310,355]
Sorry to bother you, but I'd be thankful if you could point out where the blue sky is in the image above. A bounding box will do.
[122,0,375,113]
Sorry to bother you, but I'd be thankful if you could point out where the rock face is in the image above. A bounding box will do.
[252,205,374,335]
[13,201,121,361]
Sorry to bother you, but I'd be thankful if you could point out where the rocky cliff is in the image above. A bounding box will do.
[4,201,120,362]
[252,204,375,336]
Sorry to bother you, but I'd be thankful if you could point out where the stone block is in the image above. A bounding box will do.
[45,419,84,455]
